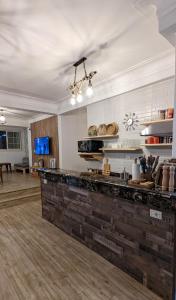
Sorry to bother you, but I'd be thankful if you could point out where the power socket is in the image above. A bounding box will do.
[150,209,162,220]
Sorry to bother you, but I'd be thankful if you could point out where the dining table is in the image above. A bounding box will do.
[0,162,12,173]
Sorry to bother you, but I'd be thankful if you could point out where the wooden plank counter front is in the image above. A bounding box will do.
[39,169,176,300]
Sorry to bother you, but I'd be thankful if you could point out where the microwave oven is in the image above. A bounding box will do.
[78,140,103,153]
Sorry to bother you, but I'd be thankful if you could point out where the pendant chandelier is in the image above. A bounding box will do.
[69,57,97,105]
[0,110,6,125]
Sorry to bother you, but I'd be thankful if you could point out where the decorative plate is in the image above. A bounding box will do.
[123,113,139,131]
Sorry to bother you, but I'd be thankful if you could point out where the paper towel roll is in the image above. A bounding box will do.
[132,163,140,180]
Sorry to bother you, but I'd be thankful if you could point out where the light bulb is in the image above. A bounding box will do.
[70,94,76,106]
[86,80,93,97]
[77,92,83,103]
[86,86,93,97]
[0,115,5,123]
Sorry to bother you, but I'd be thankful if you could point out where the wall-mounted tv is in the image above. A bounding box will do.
[34,136,50,155]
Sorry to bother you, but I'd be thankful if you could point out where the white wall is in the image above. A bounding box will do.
[58,108,88,172]
[86,78,174,174]
[0,125,28,168]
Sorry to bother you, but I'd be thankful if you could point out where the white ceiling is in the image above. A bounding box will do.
[0,0,172,103]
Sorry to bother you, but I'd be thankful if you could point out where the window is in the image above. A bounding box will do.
[7,132,21,149]
[0,131,21,150]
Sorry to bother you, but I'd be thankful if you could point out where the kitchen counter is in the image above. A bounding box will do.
[39,168,176,211]
[39,168,176,300]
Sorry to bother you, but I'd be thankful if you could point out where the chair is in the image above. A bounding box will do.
[0,167,3,184]
[14,157,29,174]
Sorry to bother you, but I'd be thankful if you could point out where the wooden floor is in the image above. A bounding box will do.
[0,201,162,300]
[0,172,40,193]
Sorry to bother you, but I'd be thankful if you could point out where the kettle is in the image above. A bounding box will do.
[38,159,44,168]
[50,158,56,169]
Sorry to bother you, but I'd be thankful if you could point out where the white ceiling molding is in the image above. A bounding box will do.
[57,50,175,114]
[0,90,57,114]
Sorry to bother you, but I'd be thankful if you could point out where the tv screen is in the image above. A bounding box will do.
[34,136,50,155]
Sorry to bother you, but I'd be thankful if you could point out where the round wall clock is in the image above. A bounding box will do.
[123,113,139,131]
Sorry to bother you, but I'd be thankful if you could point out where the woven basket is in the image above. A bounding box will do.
[106,122,119,135]
[98,124,107,136]
[88,125,97,136]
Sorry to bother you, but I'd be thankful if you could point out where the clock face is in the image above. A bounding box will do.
[123,113,139,131]
[127,118,133,126]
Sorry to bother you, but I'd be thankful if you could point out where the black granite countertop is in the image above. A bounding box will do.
[38,168,176,211]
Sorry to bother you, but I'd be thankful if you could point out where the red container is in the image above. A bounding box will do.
[166,108,174,119]
[147,136,154,144]
[153,136,160,144]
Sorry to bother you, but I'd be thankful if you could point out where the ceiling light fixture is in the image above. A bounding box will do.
[0,110,6,125]
[69,57,97,105]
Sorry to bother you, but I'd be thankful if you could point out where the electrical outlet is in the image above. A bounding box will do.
[43,179,47,184]
[150,209,162,220]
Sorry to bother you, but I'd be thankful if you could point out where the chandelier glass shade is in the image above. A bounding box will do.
[69,57,97,105]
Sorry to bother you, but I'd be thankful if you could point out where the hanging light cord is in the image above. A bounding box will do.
[83,61,88,78]
[74,66,77,85]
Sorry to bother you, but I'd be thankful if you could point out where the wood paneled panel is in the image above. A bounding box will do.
[31,116,59,168]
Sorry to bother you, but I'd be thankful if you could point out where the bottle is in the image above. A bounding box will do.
[159,109,166,120]
[132,158,140,180]
[162,165,169,192]
[169,165,175,192]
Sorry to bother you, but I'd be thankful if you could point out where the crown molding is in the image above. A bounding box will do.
[57,50,175,114]
[0,90,57,114]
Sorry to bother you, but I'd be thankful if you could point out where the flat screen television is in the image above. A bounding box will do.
[34,136,50,155]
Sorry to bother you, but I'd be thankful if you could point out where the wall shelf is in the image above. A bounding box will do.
[83,134,118,140]
[100,147,142,152]
[140,118,173,126]
[140,143,172,148]
[78,152,104,161]
[140,132,172,137]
